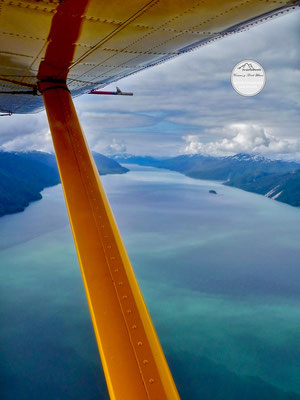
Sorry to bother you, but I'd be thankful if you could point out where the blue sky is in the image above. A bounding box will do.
[0,9,299,159]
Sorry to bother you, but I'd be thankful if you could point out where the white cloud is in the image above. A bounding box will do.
[0,129,53,152]
[0,112,52,152]
[183,123,300,159]
[103,138,127,154]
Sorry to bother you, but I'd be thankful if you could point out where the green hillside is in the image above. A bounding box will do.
[0,151,128,217]
[226,170,300,207]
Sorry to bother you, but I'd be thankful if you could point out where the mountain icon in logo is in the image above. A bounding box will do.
[238,62,256,70]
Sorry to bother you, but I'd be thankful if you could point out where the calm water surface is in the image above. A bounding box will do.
[1,165,300,399]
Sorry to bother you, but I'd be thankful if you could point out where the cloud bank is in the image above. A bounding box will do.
[183,124,300,159]
[0,10,299,159]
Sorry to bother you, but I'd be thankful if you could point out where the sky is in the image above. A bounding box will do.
[0,9,299,159]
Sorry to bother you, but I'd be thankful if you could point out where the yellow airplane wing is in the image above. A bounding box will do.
[1,0,299,114]
[0,1,298,399]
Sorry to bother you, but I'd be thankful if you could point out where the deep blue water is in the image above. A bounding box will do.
[1,165,300,399]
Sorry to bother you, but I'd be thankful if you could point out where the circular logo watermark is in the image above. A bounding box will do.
[231,60,266,96]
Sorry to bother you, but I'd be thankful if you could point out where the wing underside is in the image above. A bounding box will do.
[0,0,299,114]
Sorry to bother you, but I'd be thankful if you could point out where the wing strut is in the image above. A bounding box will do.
[40,80,180,400]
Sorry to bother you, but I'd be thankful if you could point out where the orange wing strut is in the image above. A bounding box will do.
[40,82,180,400]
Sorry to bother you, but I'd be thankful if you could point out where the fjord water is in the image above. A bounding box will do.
[1,165,300,400]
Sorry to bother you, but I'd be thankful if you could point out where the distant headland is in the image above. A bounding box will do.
[0,151,128,217]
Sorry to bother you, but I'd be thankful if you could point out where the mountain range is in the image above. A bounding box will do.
[112,153,300,207]
[0,151,128,217]
[1,150,299,217]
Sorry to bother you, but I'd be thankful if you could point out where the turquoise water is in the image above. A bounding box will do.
[1,165,300,399]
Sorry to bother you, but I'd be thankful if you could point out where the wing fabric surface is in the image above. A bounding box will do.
[0,0,299,114]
